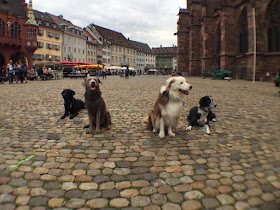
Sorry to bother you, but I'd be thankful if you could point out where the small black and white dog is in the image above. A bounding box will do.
[61,89,86,119]
[186,96,216,135]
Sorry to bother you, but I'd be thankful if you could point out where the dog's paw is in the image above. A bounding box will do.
[70,115,75,119]
[186,126,192,132]
[158,132,165,138]
[107,125,111,130]
[152,129,157,133]
[95,130,101,134]
[86,130,93,134]
[204,125,211,135]
[212,118,217,122]
[168,131,176,137]
[83,124,89,129]
[61,116,66,119]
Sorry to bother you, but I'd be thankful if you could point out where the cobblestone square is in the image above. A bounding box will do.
[0,75,280,210]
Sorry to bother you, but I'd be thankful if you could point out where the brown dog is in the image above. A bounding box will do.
[83,75,111,134]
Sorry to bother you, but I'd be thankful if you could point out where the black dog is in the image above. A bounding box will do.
[186,96,216,135]
[61,89,85,119]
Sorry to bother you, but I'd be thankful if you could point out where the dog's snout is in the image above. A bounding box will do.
[189,85,192,90]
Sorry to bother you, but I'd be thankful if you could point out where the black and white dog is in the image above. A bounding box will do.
[186,96,216,135]
[61,89,86,119]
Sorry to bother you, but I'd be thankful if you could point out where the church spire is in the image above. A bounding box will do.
[29,0,33,9]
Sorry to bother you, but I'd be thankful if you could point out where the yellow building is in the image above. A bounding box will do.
[111,44,135,68]
[33,10,62,65]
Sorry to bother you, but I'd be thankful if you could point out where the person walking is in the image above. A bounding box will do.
[7,60,15,84]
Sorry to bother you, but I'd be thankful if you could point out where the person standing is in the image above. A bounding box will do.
[7,60,15,84]
[125,67,129,79]
[101,67,106,79]
[22,62,28,83]
[0,65,3,84]
[18,61,24,83]
[14,61,21,83]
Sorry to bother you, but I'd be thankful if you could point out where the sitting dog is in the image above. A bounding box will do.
[146,76,192,138]
[186,96,216,135]
[83,75,111,134]
[61,89,85,119]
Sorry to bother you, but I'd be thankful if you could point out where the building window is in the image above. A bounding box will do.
[0,19,5,36]
[11,22,21,38]
[37,29,44,35]
[239,8,248,53]
[267,0,280,52]
[27,28,36,41]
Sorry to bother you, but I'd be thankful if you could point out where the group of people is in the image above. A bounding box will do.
[1,60,28,84]
[37,67,54,80]
[118,67,137,79]
[97,68,107,79]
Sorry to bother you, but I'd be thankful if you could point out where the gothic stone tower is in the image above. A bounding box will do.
[177,0,280,81]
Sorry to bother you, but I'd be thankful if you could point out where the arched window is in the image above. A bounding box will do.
[11,22,21,38]
[0,19,5,36]
[267,0,280,52]
[239,8,248,53]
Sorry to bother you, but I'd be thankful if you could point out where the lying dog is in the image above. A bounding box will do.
[146,76,192,138]
[61,89,85,119]
[83,75,111,134]
[186,96,216,135]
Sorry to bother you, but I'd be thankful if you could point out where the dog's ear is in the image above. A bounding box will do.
[199,96,208,107]
[166,77,175,90]
[70,90,75,96]
[166,77,175,85]
[82,78,86,86]
[97,78,102,84]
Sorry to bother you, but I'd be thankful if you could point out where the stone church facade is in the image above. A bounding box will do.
[177,0,280,81]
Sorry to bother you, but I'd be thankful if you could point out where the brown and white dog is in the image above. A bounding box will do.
[83,75,111,134]
[146,76,192,138]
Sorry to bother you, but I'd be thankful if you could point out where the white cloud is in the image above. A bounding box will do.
[32,0,186,47]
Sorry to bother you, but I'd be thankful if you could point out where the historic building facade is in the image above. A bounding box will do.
[83,30,98,64]
[47,14,87,62]
[129,40,155,74]
[153,46,177,74]
[177,0,280,81]
[86,24,136,68]
[0,0,38,69]
[33,10,62,65]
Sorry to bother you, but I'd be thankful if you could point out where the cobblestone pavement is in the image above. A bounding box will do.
[0,75,280,210]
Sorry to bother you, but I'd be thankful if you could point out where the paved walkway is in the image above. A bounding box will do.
[0,75,279,210]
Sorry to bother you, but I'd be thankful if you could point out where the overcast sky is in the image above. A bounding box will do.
[32,0,187,48]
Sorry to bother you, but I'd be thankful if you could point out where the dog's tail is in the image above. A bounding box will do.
[143,115,153,131]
